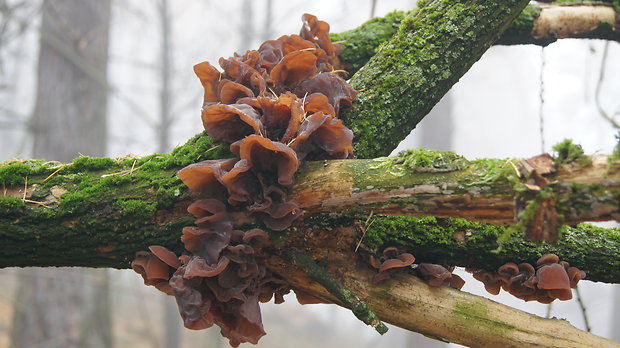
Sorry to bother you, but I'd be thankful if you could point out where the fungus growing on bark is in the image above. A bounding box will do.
[294,73,357,113]
[468,254,586,303]
[132,250,176,295]
[230,135,299,186]
[368,247,415,283]
[416,263,465,290]
[201,104,263,143]
[134,13,356,346]
[290,111,354,160]
[177,158,237,198]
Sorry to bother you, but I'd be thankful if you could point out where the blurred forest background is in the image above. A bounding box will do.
[0,0,619,347]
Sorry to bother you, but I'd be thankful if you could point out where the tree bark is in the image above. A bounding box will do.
[341,0,531,158]
[11,1,113,348]
[333,3,620,76]
[1,144,619,283]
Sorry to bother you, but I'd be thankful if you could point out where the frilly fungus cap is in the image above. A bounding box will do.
[468,253,585,303]
[135,13,356,347]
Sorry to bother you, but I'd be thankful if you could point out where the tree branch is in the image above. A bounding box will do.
[264,224,619,347]
[333,3,620,76]
[2,141,620,283]
[340,0,531,158]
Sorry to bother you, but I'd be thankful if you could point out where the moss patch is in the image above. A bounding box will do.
[372,149,469,176]
[331,10,406,75]
[552,139,590,166]
[0,133,233,268]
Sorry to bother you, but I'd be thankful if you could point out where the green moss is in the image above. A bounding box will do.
[165,132,232,168]
[70,156,117,172]
[0,133,237,268]
[453,298,514,334]
[331,11,407,75]
[552,139,591,166]
[500,4,541,42]
[116,199,156,218]
[468,158,517,186]
[0,196,26,215]
[0,160,49,186]
[344,0,531,158]
[372,149,469,176]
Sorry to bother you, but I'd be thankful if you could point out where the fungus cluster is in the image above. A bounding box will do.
[368,247,464,290]
[133,14,355,347]
[467,253,586,303]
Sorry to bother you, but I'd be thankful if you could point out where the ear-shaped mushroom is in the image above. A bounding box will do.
[279,34,316,55]
[378,253,415,273]
[202,103,264,143]
[270,50,318,88]
[181,226,231,264]
[187,199,228,224]
[417,263,453,287]
[300,13,336,57]
[472,270,503,295]
[230,135,299,186]
[168,269,215,330]
[303,93,336,116]
[149,245,181,269]
[219,57,267,97]
[194,61,221,105]
[178,158,237,197]
[224,161,263,206]
[257,39,284,71]
[184,255,231,278]
[567,267,586,288]
[537,253,560,266]
[265,92,305,143]
[217,295,266,347]
[294,289,330,305]
[260,201,302,231]
[449,274,466,290]
[536,263,572,300]
[132,251,175,295]
[294,73,357,112]
[242,229,270,246]
[290,111,353,160]
[218,80,255,104]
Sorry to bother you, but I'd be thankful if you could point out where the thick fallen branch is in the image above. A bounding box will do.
[2,154,616,346]
[292,154,620,225]
[1,141,620,282]
[334,3,620,76]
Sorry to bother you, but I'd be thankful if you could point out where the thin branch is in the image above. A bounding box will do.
[594,41,620,129]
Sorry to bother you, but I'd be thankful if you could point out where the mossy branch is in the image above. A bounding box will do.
[333,3,620,76]
[2,140,620,283]
[340,0,531,158]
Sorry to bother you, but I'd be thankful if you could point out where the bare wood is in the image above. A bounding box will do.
[291,155,620,225]
[533,5,617,41]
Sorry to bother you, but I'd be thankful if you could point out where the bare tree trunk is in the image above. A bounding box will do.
[157,0,172,154]
[156,2,180,345]
[11,1,112,347]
